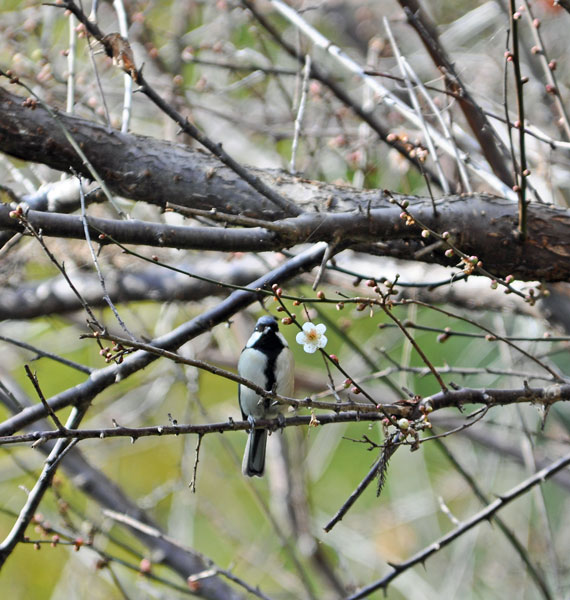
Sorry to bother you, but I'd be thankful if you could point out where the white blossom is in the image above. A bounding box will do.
[295,322,327,353]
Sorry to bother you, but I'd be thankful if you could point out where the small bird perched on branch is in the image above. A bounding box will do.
[238,315,294,477]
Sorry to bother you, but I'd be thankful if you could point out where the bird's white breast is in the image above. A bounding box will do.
[238,342,294,419]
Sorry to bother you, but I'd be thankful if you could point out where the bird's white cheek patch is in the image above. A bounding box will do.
[245,331,263,349]
[238,348,268,386]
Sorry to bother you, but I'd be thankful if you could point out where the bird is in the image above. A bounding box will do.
[238,315,294,477]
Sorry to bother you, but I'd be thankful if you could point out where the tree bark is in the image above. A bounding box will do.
[1,87,570,281]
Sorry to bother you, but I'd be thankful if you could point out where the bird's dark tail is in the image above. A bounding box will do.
[242,428,267,477]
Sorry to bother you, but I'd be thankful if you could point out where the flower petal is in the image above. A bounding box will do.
[296,322,328,353]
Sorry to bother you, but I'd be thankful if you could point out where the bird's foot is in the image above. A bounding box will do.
[247,415,256,431]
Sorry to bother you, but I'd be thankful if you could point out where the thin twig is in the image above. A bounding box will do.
[289,54,311,174]
[28,511,199,596]
[79,178,136,339]
[113,0,133,133]
[0,335,93,374]
[311,241,334,291]
[515,408,560,595]
[312,306,401,395]
[521,0,570,140]
[508,1,528,238]
[388,193,529,301]
[188,434,202,494]
[380,294,448,393]
[10,210,103,331]
[400,58,472,193]
[166,202,292,232]
[66,14,77,113]
[323,440,398,533]
[272,295,381,406]
[378,322,570,343]
[384,17,449,195]
[407,299,564,382]
[24,365,66,431]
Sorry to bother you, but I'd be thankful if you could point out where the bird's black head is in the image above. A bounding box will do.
[255,315,279,333]
[248,316,285,384]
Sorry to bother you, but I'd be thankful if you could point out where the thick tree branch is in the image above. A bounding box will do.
[0,86,284,219]
[2,195,569,281]
[1,88,569,281]
[2,383,568,446]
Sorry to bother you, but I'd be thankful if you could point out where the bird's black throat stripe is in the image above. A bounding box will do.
[251,331,285,399]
